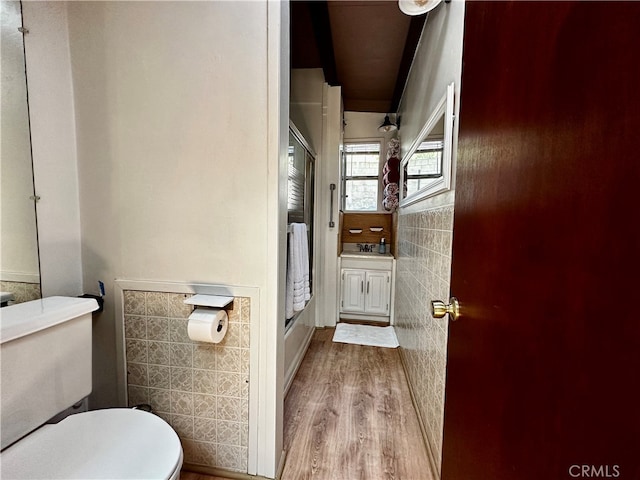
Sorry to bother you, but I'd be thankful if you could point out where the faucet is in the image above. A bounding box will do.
[357,243,376,253]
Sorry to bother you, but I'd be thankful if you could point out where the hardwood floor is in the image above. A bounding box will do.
[282,328,433,480]
[181,328,433,480]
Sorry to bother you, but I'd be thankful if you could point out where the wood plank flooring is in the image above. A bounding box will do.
[181,328,433,480]
[282,328,433,480]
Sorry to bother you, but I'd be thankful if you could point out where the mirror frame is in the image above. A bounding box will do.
[400,82,455,206]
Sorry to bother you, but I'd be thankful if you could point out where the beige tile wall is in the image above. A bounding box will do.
[394,205,453,473]
[0,280,41,304]
[123,291,250,473]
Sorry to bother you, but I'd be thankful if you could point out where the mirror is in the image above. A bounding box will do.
[400,82,455,205]
[1,0,41,305]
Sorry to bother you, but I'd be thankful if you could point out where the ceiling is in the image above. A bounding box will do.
[291,0,427,113]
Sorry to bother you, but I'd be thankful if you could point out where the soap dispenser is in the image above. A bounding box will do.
[378,237,386,254]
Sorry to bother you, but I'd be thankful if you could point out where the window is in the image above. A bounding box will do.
[342,141,381,211]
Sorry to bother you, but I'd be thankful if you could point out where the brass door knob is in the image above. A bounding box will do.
[431,297,461,321]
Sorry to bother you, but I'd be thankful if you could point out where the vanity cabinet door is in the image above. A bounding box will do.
[364,271,391,315]
[341,269,366,313]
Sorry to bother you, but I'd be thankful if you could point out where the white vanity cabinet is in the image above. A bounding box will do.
[363,270,391,315]
[341,269,391,315]
[341,269,367,313]
[339,254,395,323]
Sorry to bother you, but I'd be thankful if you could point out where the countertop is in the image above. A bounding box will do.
[340,251,394,259]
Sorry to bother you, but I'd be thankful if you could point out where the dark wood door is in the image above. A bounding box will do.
[442,2,640,479]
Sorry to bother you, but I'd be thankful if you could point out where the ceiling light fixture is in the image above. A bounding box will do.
[398,0,443,16]
[378,115,398,133]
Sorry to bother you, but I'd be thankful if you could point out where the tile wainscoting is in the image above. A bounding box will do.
[394,204,454,474]
[123,290,250,473]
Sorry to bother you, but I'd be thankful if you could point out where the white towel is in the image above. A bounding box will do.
[285,223,311,319]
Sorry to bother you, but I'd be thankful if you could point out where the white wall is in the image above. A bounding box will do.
[22,2,83,295]
[23,1,287,477]
[317,84,343,327]
[67,1,270,287]
[344,111,396,140]
[64,0,268,409]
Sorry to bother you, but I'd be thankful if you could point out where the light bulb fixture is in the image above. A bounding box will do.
[398,0,443,16]
[378,115,397,133]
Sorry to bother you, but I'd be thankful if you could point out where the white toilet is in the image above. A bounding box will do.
[0,296,183,479]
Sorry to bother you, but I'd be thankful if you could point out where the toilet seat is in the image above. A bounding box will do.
[0,408,183,479]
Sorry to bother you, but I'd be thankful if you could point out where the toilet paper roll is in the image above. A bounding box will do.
[187,308,228,343]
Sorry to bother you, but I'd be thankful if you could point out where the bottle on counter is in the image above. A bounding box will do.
[379,237,386,254]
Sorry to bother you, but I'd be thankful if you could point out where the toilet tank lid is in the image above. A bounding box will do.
[0,296,99,344]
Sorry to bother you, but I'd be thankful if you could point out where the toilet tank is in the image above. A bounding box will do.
[0,296,99,450]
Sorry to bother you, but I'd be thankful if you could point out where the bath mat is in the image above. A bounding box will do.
[332,323,399,348]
